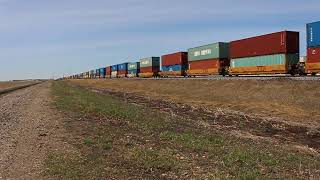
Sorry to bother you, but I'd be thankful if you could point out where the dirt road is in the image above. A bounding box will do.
[0,82,65,179]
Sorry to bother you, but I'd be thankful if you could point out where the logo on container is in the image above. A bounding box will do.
[141,60,149,65]
[312,49,316,55]
[194,49,212,57]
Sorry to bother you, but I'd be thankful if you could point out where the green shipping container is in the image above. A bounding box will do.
[140,57,160,68]
[128,62,140,70]
[230,54,299,68]
[188,42,229,61]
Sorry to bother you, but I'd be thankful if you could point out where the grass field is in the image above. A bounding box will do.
[46,81,320,179]
[68,79,320,127]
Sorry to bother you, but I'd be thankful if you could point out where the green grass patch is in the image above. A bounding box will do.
[46,81,320,179]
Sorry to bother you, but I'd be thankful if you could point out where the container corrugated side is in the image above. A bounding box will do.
[128,62,140,70]
[188,42,229,61]
[162,52,188,66]
[140,57,160,68]
[127,70,139,77]
[230,31,299,59]
[111,65,118,71]
[307,21,320,48]
[118,63,128,71]
[162,64,186,72]
[307,47,320,63]
[230,54,299,68]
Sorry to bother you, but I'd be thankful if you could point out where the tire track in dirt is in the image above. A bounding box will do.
[0,82,72,179]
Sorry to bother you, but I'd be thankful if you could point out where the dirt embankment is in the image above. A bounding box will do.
[0,82,71,179]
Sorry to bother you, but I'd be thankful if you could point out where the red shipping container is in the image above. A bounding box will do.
[162,52,188,66]
[230,31,299,59]
[140,66,160,73]
[188,58,230,70]
[307,47,320,63]
[118,70,127,75]
[106,66,112,76]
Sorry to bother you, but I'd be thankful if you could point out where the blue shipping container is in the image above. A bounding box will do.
[96,69,100,75]
[118,63,128,71]
[307,21,320,47]
[111,65,118,71]
[162,64,186,72]
[100,68,106,76]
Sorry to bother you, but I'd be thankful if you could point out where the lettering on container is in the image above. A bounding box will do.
[310,27,313,42]
[194,49,212,57]
[141,60,150,65]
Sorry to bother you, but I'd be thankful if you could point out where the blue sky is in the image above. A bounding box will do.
[0,0,319,80]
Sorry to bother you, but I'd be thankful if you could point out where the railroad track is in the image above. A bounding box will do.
[105,75,320,81]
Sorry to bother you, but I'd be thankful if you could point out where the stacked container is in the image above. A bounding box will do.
[161,52,188,77]
[111,65,118,78]
[127,62,140,78]
[99,68,106,78]
[306,21,320,75]
[139,57,160,78]
[106,66,112,78]
[90,70,95,79]
[117,63,128,78]
[95,69,100,79]
[187,42,229,76]
[229,31,300,75]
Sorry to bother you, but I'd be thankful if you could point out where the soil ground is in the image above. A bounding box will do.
[0,82,73,179]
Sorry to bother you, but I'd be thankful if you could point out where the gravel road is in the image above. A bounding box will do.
[0,82,67,179]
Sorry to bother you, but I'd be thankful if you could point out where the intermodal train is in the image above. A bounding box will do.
[65,21,320,79]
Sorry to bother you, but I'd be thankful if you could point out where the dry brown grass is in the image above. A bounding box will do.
[0,81,34,91]
[68,79,320,127]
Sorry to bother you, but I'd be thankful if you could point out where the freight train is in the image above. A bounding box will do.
[64,21,320,80]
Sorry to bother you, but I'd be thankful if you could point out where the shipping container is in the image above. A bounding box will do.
[306,47,320,74]
[162,52,188,66]
[117,70,127,78]
[118,63,128,71]
[139,66,160,78]
[187,58,229,76]
[95,69,100,78]
[117,63,128,78]
[188,42,229,61]
[99,68,106,78]
[307,21,320,48]
[127,69,139,78]
[111,71,118,78]
[90,70,96,79]
[160,64,186,77]
[111,65,118,72]
[140,57,160,68]
[106,66,112,78]
[128,62,140,71]
[230,31,299,59]
[229,53,299,75]
[111,65,118,78]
